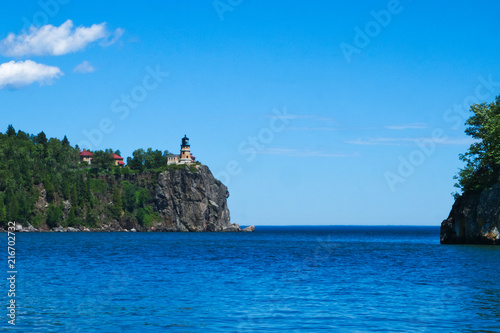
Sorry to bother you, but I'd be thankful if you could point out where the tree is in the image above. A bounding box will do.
[44,178,56,203]
[70,186,78,206]
[6,125,16,137]
[455,95,500,193]
[6,193,18,222]
[46,204,63,229]
[137,188,151,208]
[144,148,164,169]
[128,149,146,172]
[66,206,77,227]
[110,187,123,219]
[92,150,114,170]
[62,135,70,146]
[17,130,28,141]
[86,210,98,227]
[122,181,136,213]
[0,194,6,225]
[35,131,48,145]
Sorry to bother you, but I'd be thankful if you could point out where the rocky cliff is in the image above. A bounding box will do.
[153,165,238,232]
[5,165,243,232]
[441,184,500,244]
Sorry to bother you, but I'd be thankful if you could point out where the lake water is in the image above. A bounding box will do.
[3,226,500,332]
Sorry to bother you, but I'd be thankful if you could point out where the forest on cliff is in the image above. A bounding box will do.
[0,125,196,229]
[455,95,500,194]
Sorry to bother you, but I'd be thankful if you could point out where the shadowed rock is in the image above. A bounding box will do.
[441,184,500,244]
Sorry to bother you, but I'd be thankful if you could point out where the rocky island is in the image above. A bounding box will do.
[441,96,500,244]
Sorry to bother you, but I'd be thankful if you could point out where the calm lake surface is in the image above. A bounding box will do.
[4,226,500,332]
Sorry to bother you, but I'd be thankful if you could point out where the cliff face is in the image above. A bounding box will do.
[153,165,236,232]
[441,184,500,244]
[12,164,240,232]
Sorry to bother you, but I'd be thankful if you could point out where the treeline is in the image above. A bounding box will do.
[0,125,195,228]
[455,95,500,194]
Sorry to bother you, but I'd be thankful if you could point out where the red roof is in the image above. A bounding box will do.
[117,160,125,166]
[112,154,124,160]
[79,150,93,157]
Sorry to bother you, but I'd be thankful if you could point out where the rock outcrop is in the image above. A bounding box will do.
[153,165,238,232]
[2,165,241,233]
[441,184,500,244]
[242,225,255,232]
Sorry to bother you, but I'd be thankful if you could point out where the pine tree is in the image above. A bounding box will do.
[36,131,48,145]
[0,195,6,225]
[66,206,76,227]
[6,125,16,137]
[111,187,123,220]
[7,195,18,222]
[44,179,55,203]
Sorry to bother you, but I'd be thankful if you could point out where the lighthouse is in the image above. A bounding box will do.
[179,135,192,164]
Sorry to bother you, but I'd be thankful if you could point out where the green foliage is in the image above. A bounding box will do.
[7,125,16,137]
[44,178,56,203]
[127,149,146,172]
[166,164,187,171]
[122,181,136,212]
[0,126,199,229]
[35,131,47,145]
[89,178,106,193]
[136,206,158,226]
[127,148,175,172]
[92,149,115,171]
[46,204,62,228]
[456,95,500,193]
[31,215,41,229]
[0,194,6,225]
[66,206,77,227]
[86,211,99,227]
[136,188,151,208]
[6,193,18,222]
[110,187,123,219]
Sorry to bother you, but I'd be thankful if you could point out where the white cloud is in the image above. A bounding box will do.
[385,123,428,130]
[99,27,124,46]
[73,60,95,73]
[287,126,341,131]
[0,20,123,56]
[258,148,359,158]
[0,60,63,89]
[346,137,475,146]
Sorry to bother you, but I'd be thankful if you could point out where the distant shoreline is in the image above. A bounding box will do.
[2,223,255,233]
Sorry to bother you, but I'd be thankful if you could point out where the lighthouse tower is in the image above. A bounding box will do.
[179,135,192,164]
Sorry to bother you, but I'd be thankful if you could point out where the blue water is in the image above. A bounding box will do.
[3,226,500,332]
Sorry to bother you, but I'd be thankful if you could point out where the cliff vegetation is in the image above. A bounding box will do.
[442,95,500,244]
[0,126,235,232]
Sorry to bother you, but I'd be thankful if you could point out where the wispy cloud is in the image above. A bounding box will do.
[287,126,341,131]
[73,61,95,73]
[385,123,428,130]
[258,148,359,158]
[0,20,123,56]
[268,113,337,123]
[0,60,62,89]
[346,137,475,146]
[99,28,125,47]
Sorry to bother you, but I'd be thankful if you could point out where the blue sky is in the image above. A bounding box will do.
[1,0,499,225]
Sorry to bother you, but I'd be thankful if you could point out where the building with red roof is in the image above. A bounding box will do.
[79,150,93,164]
[113,154,125,167]
[78,150,125,167]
